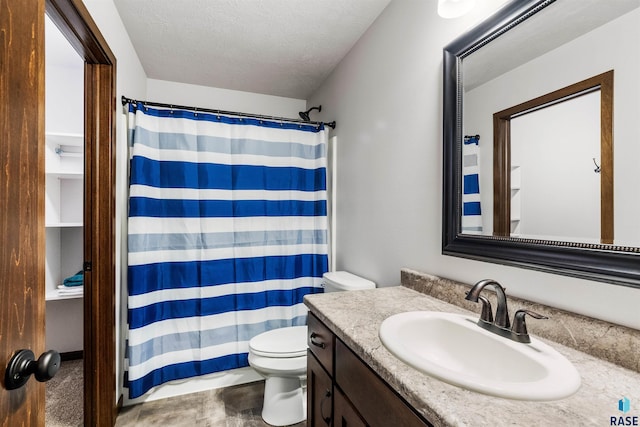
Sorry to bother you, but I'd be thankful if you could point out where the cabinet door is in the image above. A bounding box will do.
[335,340,431,427]
[334,387,368,427]
[308,350,333,427]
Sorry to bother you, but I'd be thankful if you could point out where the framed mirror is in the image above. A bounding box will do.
[443,0,640,288]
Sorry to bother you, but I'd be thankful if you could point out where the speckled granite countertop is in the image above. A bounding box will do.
[304,286,640,427]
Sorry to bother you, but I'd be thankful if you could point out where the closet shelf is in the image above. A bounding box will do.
[46,290,84,301]
[47,171,83,180]
[46,222,83,228]
[45,132,84,146]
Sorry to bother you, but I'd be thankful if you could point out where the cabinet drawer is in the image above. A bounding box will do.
[307,312,335,374]
[335,339,431,427]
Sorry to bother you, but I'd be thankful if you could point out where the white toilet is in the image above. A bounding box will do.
[248,271,375,426]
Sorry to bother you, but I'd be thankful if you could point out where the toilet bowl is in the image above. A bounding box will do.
[248,271,375,426]
[248,325,308,426]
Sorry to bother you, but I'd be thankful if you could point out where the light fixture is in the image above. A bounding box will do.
[437,0,476,19]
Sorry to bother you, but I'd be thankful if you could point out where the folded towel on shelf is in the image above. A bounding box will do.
[57,285,83,296]
[63,271,84,287]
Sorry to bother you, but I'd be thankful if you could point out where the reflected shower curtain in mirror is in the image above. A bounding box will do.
[125,102,328,398]
[462,135,482,233]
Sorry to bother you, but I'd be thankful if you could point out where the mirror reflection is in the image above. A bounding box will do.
[460,0,640,247]
[510,92,601,241]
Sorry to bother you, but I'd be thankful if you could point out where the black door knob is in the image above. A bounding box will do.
[5,349,61,390]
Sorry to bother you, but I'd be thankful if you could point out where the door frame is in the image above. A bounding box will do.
[46,0,117,425]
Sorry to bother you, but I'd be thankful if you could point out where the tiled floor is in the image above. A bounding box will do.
[115,381,306,427]
[46,357,305,426]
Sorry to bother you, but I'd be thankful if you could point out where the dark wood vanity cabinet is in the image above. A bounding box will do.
[307,312,432,427]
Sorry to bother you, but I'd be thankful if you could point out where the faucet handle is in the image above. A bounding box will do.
[511,309,549,339]
[477,295,494,323]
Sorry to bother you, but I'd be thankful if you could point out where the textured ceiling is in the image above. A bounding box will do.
[113,0,392,99]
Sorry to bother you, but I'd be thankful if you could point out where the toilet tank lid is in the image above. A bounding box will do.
[322,271,375,290]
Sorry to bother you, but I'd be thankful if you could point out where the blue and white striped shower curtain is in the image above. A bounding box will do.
[125,102,328,399]
[462,135,482,233]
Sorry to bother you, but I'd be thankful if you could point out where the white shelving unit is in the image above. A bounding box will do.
[510,165,521,236]
[45,132,84,302]
[45,16,85,354]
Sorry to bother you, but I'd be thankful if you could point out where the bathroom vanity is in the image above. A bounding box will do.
[304,278,640,427]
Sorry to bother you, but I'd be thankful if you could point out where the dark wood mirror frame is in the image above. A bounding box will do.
[442,0,640,289]
[493,70,614,243]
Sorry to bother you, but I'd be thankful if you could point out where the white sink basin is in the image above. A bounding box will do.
[379,311,580,400]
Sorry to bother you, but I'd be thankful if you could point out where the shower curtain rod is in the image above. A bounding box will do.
[121,96,336,129]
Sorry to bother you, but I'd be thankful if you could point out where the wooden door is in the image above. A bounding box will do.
[2,0,117,425]
[0,0,47,425]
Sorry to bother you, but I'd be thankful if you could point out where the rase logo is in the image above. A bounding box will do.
[611,397,638,426]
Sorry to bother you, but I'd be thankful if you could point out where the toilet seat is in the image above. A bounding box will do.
[249,326,307,358]
[248,352,307,376]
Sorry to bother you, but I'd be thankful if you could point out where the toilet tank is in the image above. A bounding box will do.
[322,271,376,293]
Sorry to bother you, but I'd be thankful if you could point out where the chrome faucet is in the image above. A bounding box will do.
[465,279,548,343]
